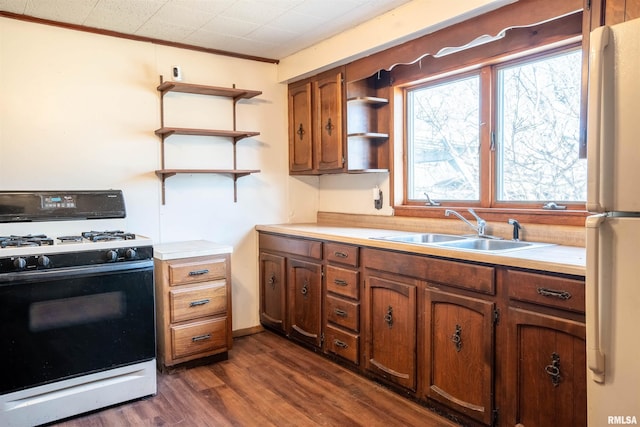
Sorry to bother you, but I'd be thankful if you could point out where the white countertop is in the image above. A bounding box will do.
[256,223,586,277]
[153,240,233,260]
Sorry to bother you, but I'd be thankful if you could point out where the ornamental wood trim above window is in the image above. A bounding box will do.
[344,0,583,83]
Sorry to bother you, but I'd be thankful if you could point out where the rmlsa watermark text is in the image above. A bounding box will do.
[608,416,638,425]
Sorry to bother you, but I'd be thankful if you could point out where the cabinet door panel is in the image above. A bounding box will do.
[506,307,586,427]
[288,81,313,173]
[259,252,286,333]
[364,273,417,391]
[288,258,323,348]
[314,72,344,172]
[424,287,494,425]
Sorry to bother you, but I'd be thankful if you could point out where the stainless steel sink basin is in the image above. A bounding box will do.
[437,239,549,252]
[374,233,467,244]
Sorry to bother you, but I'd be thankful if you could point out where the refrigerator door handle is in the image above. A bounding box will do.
[586,214,606,383]
[586,26,610,213]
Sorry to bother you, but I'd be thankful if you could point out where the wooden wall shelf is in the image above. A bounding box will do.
[155,76,261,204]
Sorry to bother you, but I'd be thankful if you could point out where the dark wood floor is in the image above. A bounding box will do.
[51,331,460,427]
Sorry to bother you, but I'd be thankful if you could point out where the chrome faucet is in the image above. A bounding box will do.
[445,208,492,238]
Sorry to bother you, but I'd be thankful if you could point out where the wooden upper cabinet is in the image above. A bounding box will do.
[288,81,314,173]
[314,71,344,172]
[288,67,345,175]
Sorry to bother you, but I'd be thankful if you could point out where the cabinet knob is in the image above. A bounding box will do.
[384,305,393,328]
[544,352,562,387]
[297,123,305,140]
[451,324,463,352]
[324,118,334,136]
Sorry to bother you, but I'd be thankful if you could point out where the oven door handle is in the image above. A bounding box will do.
[0,259,153,285]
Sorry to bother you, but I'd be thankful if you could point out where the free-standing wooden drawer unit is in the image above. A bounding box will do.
[154,242,233,370]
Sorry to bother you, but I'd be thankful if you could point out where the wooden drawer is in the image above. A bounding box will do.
[168,257,227,285]
[170,281,227,323]
[325,325,359,365]
[362,248,495,294]
[171,317,228,360]
[326,265,360,300]
[325,242,359,267]
[506,270,585,313]
[259,233,322,260]
[326,294,359,332]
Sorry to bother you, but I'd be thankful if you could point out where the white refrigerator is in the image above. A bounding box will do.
[586,17,640,426]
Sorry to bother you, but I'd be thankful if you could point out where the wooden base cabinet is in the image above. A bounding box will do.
[288,258,323,347]
[258,233,323,350]
[425,287,495,425]
[259,252,286,333]
[502,269,586,427]
[363,271,417,392]
[154,241,233,370]
[324,242,361,365]
[257,233,587,427]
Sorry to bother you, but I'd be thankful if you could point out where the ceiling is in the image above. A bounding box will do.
[0,0,414,61]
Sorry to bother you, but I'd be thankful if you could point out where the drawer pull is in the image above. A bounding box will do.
[189,299,210,307]
[189,269,210,276]
[334,339,349,349]
[333,279,348,286]
[192,333,211,342]
[334,308,347,317]
[333,251,348,258]
[537,287,572,300]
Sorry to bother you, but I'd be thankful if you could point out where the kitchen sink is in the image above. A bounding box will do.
[372,233,553,253]
[437,238,550,252]
[374,233,468,244]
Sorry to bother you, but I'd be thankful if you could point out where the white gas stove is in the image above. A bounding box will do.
[0,190,156,427]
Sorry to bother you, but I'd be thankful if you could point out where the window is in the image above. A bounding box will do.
[405,46,586,209]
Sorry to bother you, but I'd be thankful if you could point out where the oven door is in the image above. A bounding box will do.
[0,260,155,395]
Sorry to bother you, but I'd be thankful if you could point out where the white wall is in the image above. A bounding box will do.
[0,17,314,332]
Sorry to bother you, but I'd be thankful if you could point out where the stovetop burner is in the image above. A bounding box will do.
[81,230,136,242]
[0,235,55,248]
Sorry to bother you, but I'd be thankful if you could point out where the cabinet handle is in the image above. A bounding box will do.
[544,352,562,387]
[189,298,210,307]
[333,278,348,286]
[296,123,305,140]
[301,279,309,296]
[333,251,348,258]
[268,273,277,289]
[451,324,463,352]
[192,333,211,342]
[189,269,209,276]
[537,287,572,300]
[334,308,347,317]
[334,339,348,349]
[325,118,334,136]
[384,305,393,328]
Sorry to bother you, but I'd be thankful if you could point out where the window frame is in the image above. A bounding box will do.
[395,42,588,227]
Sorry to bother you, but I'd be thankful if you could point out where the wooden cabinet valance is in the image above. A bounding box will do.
[345,0,584,83]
